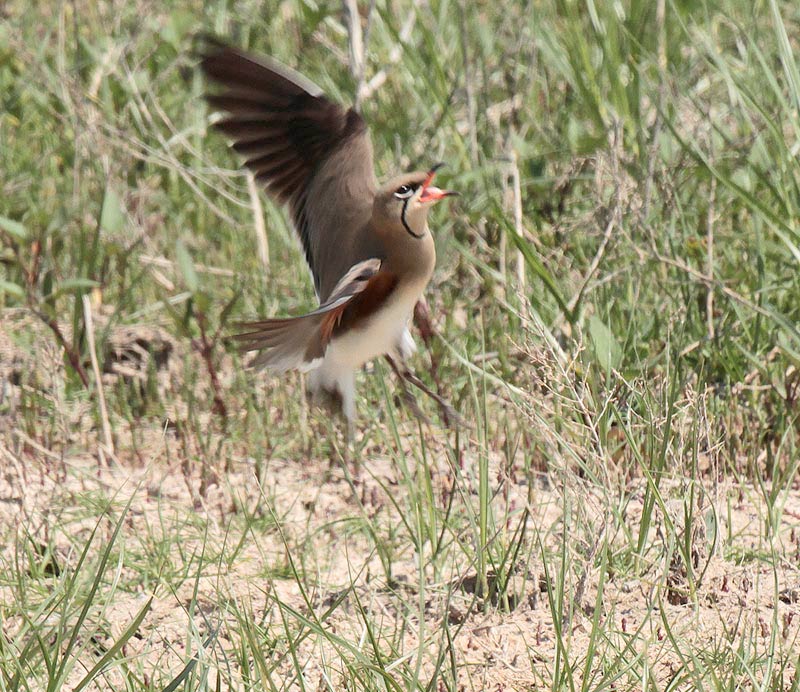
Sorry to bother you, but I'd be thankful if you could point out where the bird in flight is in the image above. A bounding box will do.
[199,38,459,430]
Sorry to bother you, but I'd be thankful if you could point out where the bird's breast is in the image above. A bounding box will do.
[324,280,425,370]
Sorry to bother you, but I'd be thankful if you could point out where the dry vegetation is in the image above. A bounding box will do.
[2,0,800,689]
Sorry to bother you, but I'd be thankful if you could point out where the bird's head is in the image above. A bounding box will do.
[373,163,458,241]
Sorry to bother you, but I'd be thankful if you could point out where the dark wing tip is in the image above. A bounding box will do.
[191,32,226,62]
[196,35,327,99]
[193,33,241,89]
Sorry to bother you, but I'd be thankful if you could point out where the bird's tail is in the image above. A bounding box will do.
[232,315,325,372]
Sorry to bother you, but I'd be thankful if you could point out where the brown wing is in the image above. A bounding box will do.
[199,39,379,299]
[232,259,397,371]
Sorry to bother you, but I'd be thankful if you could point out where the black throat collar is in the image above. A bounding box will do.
[401,199,425,239]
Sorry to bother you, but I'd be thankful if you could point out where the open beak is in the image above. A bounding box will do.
[419,162,459,204]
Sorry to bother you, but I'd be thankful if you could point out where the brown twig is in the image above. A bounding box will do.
[194,311,228,425]
[31,310,90,388]
[19,238,90,388]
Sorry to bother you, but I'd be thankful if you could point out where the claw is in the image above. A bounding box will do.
[385,355,469,430]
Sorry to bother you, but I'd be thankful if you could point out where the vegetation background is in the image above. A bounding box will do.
[1,0,800,689]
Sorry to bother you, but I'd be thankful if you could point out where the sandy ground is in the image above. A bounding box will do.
[1,442,799,689]
[2,314,800,689]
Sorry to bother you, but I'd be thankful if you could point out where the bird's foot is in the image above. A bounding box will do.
[385,356,469,430]
[394,387,432,426]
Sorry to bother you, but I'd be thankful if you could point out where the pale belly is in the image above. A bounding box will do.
[306,284,423,422]
[323,286,421,370]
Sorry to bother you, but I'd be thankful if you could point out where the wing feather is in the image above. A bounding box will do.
[200,39,378,297]
[232,259,394,372]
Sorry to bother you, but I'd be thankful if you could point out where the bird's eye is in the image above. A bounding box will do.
[394,184,416,199]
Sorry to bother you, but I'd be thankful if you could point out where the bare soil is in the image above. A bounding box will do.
[2,315,800,689]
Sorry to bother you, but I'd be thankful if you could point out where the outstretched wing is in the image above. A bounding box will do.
[199,39,379,300]
[233,258,398,371]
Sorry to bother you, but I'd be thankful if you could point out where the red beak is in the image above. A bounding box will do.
[419,163,458,203]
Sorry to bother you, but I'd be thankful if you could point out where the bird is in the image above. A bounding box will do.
[198,38,459,428]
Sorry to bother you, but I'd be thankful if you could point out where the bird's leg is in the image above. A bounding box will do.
[400,368,468,430]
[307,372,360,474]
[413,299,454,413]
[336,373,361,477]
[343,420,358,478]
[385,355,467,429]
[385,355,431,425]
